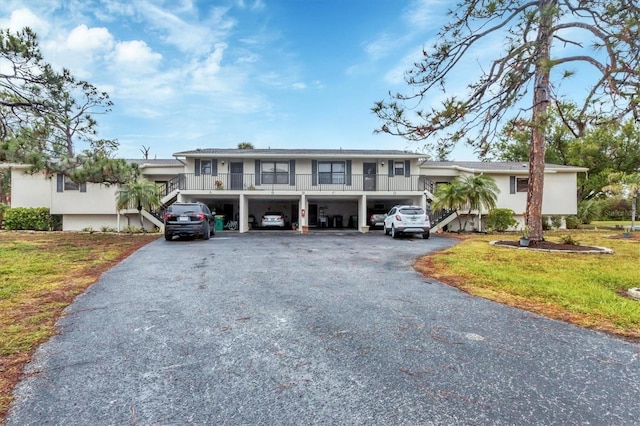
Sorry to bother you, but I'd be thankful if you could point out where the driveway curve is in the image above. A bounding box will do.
[7,232,640,425]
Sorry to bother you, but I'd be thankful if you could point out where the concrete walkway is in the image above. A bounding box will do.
[7,232,640,425]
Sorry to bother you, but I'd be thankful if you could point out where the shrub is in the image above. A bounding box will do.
[542,216,552,230]
[550,215,563,228]
[121,225,144,234]
[577,199,602,224]
[598,196,630,220]
[3,207,53,231]
[560,234,579,245]
[486,208,517,232]
[101,226,117,233]
[565,215,581,229]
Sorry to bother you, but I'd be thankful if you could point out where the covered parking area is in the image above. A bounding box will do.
[181,192,427,233]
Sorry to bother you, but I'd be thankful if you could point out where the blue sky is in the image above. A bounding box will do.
[2,0,483,160]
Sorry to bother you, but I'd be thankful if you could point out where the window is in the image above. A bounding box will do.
[510,176,529,193]
[201,160,212,175]
[394,161,405,176]
[64,176,79,191]
[517,178,528,192]
[261,161,289,184]
[318,161,345,184]
[57,174,86,192]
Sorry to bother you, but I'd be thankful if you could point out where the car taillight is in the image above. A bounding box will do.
[395,214,402,221]
[164,213,171,221]
[197,213,205,220]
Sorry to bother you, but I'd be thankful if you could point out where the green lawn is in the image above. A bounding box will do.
[416,230,640,339]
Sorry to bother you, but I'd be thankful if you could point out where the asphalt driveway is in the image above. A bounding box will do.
[7,232,640,425]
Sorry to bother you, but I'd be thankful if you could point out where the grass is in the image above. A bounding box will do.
[0,231,159,422]
[586,220,638,229]
[415,230,640,339]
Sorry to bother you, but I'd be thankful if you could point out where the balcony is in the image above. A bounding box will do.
[162,173,435,195]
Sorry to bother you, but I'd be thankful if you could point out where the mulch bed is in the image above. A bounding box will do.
[493,240,607,252]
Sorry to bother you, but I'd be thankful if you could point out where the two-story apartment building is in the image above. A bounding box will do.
[164,148,430,233]
[6,149,587,233]
[9,149,431,233]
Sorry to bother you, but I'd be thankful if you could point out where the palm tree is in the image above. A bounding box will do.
[432,180,467,232]
[116,179,162,230]
[603,172,640,231]
[459,174,499,231]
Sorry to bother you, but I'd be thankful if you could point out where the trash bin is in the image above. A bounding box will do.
[349,215,358,229]
[215,215,225,231]
[334,215,343,228]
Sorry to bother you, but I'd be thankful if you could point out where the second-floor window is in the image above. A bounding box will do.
[319,161,345,184]
[201,160,212,174]
[262,161,289,184]
[394,161,405,176]
[56,174,87,192]
[510,176,528,193]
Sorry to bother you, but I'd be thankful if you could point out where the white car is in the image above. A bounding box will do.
[383,205,431,239]
[261,211,286,228]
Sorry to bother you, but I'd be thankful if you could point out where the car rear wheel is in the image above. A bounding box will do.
[391,226,399,239]
[423,232,430,239]
[203,223,210,240]
[164,233,172,241]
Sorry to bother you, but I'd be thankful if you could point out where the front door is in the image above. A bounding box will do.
[230,162,243,190]
[309,204,318,227]
[364,162,377,191]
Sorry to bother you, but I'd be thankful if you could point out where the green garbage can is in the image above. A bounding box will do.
[215,215,225,231]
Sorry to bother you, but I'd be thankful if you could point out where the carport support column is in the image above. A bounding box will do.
[300,193,307,232]
[239,194,248,233]
[359,194,368,232]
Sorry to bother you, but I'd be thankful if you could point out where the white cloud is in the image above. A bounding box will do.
[0,7,50,35]
[403,0,448,29]
[66,24,114,53]
[41,24,114,78]
[189,43,228,90]
[113,40,162,74]
[137,2,234,56]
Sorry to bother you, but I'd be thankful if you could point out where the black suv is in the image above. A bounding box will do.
[164,202,215,241]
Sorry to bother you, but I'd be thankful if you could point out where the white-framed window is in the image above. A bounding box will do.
[56,174,86,192]
[394,161,405,176]
[201,160,212,175]
[510,176,529,193]
[318,161,345,184]
[262,161,289,184]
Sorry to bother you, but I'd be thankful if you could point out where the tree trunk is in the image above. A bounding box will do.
[138,207,144,230]
[526,0,554,242]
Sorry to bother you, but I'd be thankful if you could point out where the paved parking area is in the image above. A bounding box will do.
[7,232,640,425]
